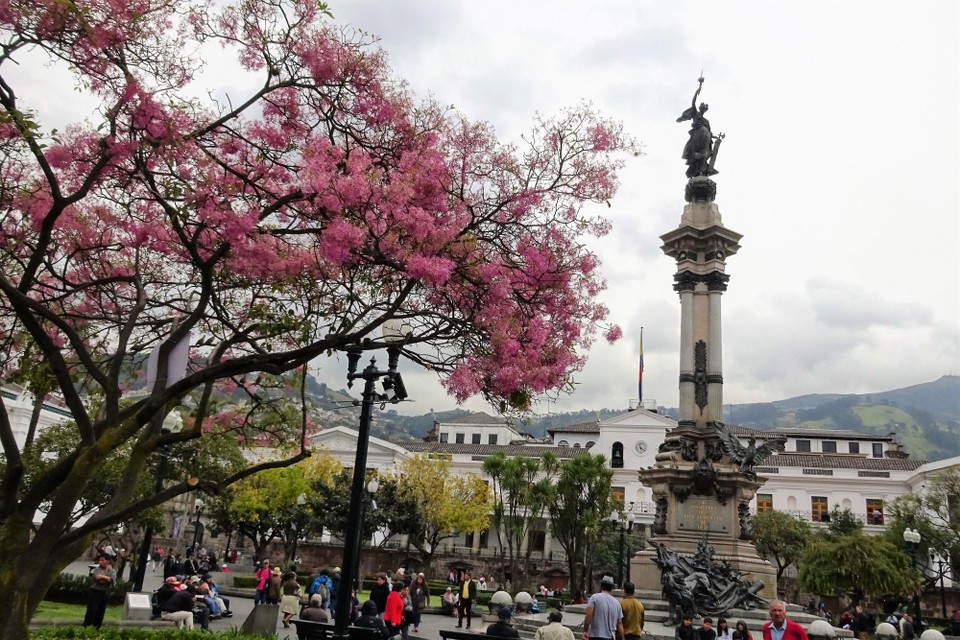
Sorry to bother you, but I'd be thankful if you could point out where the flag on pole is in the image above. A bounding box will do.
[638,328,644,403]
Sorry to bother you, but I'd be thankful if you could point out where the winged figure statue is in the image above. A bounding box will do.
[717,428,786,480]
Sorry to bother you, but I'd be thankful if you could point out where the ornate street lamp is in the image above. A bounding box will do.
[609,502,636,588]
[132,410,183,592]
[929,550,949,619]
[902,527,923,630]
[191,498,206,551]
[333,323,408,640]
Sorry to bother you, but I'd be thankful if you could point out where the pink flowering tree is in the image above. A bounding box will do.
[0,0,637,631]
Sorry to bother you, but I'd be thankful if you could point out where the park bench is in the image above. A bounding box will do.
[440,629,487,640]
[292,619,386,640]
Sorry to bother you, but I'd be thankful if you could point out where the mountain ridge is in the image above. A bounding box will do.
[361,376,959,462]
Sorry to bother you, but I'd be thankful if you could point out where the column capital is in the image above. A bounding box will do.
[704,271,730,291]
[673,271,698,292]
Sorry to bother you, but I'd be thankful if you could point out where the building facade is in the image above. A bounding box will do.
[308,408,957,588]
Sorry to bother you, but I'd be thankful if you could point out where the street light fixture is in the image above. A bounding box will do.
[191,498,206,552]
[609,502,636,588]
[132,410,183,592]
[333,325,408,640]
[902,527,923,630]
[929,550,949,619]
[289,493,307,568]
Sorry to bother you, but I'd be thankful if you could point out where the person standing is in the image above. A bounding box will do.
[82,554,117,628]
[900,613,916,640]
[410,573,430,633]
[850,606,873,640]
[384,582,407,639]
[620,582,645,640]
[762,601,809,640]
[330,566,342,616]
[536,610,576,640]
[254,559,271,605]
[457,570,478,629]
[582,576,624,640]
[280,571,303,628]
[370,573,391,620]
[267,566,283,605]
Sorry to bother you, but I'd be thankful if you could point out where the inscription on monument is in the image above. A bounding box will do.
[676,496,728,533]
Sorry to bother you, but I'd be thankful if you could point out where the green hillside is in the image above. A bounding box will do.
[326,376,959,462]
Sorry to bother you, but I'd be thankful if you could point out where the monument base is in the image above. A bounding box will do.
[630,538,778,602]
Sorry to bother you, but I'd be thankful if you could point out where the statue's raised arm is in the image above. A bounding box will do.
[677,76,719,180]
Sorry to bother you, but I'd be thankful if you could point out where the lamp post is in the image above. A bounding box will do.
[333,331,408,640]
[132,410,182,592]
[289,493,307,568]
[353,478,380,584]
[609,502,636,588]
[903,528,923,631]
[930,551,949,619]
[191,498,205,552]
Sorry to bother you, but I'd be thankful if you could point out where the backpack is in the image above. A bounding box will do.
[310,575,332,603]
[318,577,332,604]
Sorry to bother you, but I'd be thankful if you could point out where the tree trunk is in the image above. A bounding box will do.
[0,512,93,638]
[0,586,32,640]
[565,550,578,598]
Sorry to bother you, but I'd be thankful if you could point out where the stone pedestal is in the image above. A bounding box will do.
[123,592,154,621]
[640,181,778,611]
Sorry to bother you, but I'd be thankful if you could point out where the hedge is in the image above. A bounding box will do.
[45,573,134,606]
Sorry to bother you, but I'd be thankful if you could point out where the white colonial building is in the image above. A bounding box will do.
[308,407,957,585]
[1,384,72,448]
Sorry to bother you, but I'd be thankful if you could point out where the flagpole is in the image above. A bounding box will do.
[638,327,644,404]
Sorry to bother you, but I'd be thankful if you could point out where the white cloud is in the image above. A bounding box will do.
[14,0,957,416]
[325,0,959,414]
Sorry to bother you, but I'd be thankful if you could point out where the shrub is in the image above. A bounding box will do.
[232,576,259,589]
[45,573,133,605]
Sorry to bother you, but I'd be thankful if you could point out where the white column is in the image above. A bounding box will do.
[678,288,695,420]
[708,288,723,421]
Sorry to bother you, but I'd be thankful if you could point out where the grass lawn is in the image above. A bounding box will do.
[35,600,122,621]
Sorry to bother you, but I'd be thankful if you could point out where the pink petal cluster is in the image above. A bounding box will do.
[0,0,640,419]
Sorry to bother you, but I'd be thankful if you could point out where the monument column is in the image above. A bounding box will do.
[632,77,780,607]
[661,198,740,428]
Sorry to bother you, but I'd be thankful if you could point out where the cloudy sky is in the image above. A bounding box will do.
[10,1,957,417]
[319,0,959,416]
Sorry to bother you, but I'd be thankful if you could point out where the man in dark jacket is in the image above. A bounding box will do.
[457,571,478,628]
[487,607,521,638]
[160,586,196,629]
[850,606,873,640]
[369,573,391,619]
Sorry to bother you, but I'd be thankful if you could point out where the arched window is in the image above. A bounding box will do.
[557,440,569,447]
[611,442,624,468]
[573,443,581,449]
[585,441,596,448]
